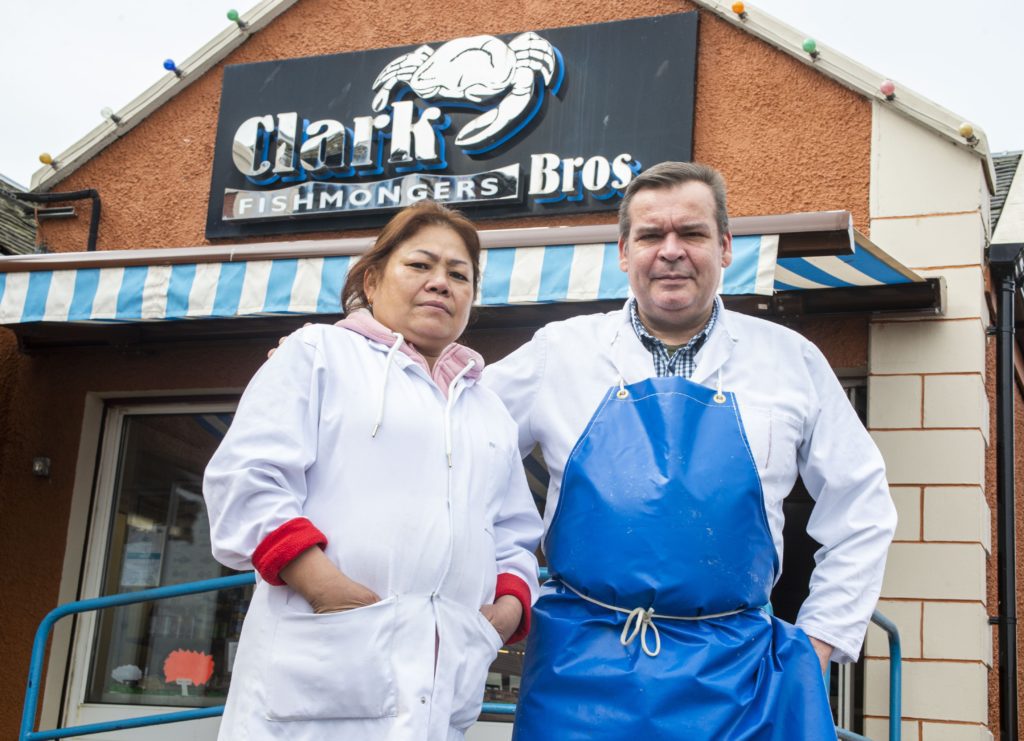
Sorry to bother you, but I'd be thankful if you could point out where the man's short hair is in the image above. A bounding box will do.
[618,161,729,241]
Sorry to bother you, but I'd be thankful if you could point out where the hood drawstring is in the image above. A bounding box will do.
[370,333,477,466]
[433,358,476,597]
[371,332,405,438]
[444,359,476,468]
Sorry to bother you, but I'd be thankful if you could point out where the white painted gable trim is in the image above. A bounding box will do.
[29,0,298,192]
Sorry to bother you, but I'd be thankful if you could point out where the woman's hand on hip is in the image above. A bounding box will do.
[279,545,381,614]
[480,595,523,644]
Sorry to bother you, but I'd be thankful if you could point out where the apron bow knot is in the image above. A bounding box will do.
[620,606,661,657]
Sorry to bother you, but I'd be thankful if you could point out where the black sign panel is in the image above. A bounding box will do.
[206,13,698,238]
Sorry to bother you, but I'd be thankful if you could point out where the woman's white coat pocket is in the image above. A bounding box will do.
[475,608,505,652]
[448,608,504,730]
[264,595,399,721]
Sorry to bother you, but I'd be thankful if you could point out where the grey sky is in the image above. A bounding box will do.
[754,0,1020,153]
[1,0,1018,189]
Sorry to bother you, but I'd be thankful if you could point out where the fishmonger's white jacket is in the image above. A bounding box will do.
[485,299,896,664]
[204,315,542,741]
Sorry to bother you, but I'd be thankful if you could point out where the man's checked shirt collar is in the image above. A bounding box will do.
[628,297,719,379]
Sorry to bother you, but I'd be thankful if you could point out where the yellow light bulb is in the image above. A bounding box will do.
[39,153,53,166]
[958,122,975,139]
[732,1,746,13]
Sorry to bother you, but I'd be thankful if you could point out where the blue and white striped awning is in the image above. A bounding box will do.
[0,257,354,323]
[479,235,781,304]
[775,238,919,290]
[0,229,920,325]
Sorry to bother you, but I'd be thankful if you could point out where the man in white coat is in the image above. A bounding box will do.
[484,161,896,739]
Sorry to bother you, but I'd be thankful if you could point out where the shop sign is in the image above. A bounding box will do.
[206,13,698,237]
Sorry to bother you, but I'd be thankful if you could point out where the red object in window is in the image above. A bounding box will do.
[163,649,215,687]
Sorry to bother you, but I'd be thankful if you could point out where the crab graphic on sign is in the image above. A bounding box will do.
[370,32,561,151]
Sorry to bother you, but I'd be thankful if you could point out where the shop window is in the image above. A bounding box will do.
[83,411,250,709]
[63,404,246,737]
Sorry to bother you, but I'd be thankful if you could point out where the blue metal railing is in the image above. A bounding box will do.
[868,610,903,741]
[22,570,902,741]
[19,573,255,741]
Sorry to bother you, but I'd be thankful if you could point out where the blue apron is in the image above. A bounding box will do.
[512,376,836,740]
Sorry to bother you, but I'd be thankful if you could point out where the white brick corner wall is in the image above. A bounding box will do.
[866,100,992,737]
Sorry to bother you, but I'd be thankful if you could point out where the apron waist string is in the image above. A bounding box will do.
[560,579,748,658]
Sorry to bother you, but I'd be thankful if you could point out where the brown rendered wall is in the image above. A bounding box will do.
[1,0,872,735]
[1016,380,1024,739]
[984,341,1024,739]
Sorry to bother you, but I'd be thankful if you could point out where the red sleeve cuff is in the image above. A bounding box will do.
[251,517,328,585]
[496,573,533,645]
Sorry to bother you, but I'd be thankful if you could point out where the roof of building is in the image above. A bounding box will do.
[26,0,995,194]
[992,152,1022,235]
[993,153,1024,244]
[0,178,38,256]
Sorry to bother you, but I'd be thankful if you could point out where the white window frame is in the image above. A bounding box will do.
[57,399,237,740]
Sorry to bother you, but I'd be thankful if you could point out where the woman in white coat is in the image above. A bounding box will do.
[203,201,543,741]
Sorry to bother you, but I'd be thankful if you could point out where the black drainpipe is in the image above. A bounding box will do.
[5,189,102,252]
[988,241,1022,741]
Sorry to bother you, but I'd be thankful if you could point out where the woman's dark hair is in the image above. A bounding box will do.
[342,200,482,313]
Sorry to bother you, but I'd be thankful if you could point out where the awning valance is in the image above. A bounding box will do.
[0,257,354,324]
[478,234,780,305]
[775,237,918,290]
[0,213,927,326]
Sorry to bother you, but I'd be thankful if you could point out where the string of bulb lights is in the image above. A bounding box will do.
[34,4,984,172]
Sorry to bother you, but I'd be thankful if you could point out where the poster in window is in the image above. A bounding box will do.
[120,525,165,588]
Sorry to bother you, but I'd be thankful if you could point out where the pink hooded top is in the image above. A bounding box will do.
[335,308,484,396]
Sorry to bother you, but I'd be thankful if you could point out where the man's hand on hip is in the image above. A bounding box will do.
[808,636,833,674]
